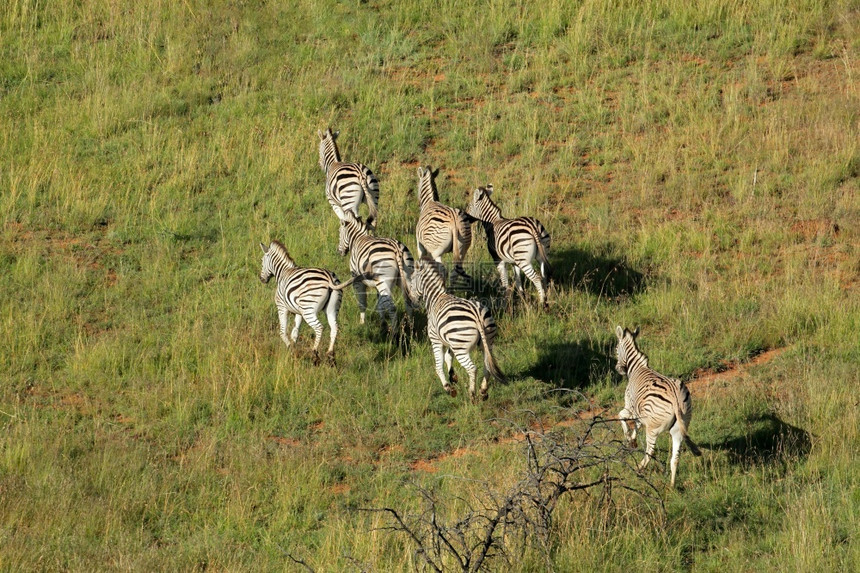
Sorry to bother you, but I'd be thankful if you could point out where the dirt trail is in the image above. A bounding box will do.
[687,347,787,398]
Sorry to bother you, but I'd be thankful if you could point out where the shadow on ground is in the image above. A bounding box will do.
[520,338,615,390]
[549,246,647,299]
[700,413,812,467]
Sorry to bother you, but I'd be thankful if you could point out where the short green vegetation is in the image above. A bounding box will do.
[1,0,858,570]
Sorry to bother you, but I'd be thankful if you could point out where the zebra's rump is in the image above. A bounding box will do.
[491,219,546,261]
[276,268,339,313]
[326,162,380,209]
[430,296,495,347]
[417,202,473,253]
[520,216,550,249]
[350,238,413,279]
[628,373,692,424]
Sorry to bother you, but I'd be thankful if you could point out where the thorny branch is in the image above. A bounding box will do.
[363,411,665,572]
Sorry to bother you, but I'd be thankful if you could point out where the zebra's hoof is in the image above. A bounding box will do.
[444,385,457,398]
[480,388,488,401]
[448,371,459,384]
[325,352,336,367]
[312,351,321,366]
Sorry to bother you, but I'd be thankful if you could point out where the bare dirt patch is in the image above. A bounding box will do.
[688,348,788,399]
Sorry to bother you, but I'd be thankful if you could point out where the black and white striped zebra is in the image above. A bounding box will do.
[615,326,702,487]
[415,166,473,281]
[259,241,364,365]
[337,211,415,329]
[318,128,380,228]
[466,185,551,308]
[411,259,505,401]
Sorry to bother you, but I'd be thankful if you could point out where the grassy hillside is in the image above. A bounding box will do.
[2,0,859,570]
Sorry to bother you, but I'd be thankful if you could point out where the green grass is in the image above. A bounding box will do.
[2,0,859,570]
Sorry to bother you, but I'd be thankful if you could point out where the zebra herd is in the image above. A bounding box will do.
[259,128,701,487]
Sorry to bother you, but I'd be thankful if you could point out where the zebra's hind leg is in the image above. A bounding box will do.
[496,261,510,291]
[513,265,525,297]
[353,279,368,325]
[668,423,684,487]
[451,351,478,402]
[432,338,456,397]
[639,429,659,473]
[302,310,325,366]
[290,314,303,344]
[375,281,398,333]
[518,261,547,308]
[324,292,341,366]
[619,407,638,449]
[444,349,458,385]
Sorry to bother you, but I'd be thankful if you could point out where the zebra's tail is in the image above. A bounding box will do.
[477,319,506,383]
[672,382,702,457]
[395,248,415,306]
[452,210,473,265]
[363,173,379,229]
[532,227,552,282]
[329,272,372,291]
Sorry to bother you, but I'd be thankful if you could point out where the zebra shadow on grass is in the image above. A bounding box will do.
[548,246,648,300]
[519,337,616,391]
[699,413,812,468]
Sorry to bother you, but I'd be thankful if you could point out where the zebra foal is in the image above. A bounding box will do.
[415,166,473,281]
[337,211,415,330]
[318,127,380,228]
[259,241,361,365]
[411,259,505,401]
[614,326,702,487]
[466,185,551,308]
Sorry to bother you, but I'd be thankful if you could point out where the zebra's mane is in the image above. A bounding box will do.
[418,166,439,205]
[622,333,649,368]
[472,185,503,221]
[320,128,341,164]
[268,240,295,266]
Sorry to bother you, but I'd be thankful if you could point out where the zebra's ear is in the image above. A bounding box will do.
[431,166,439,178]
[615,325,624,339]
[417,166,424,177]
[632,326,640,338]
[318,129,324,140]
[332,130,339,139]
[485,183,494,195]
[260,242,268,253]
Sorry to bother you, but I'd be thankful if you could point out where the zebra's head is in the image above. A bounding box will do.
[466,184,501,222]
[337,211,369,256]
[614,325,641,376]
[411,258,446,303]
[417,165,440,207]
[318,127,340,172]
[259,241,294,283]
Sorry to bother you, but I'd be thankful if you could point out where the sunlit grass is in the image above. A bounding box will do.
[1,0,858,570]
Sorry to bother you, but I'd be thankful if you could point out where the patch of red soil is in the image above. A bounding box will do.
[330,483,351,495]
[409,446,478,473]
[688,347,788,398]
[267,435,302,447]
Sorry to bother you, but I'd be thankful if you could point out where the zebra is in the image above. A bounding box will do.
[466,185,551,308]
[337,211,415,330]
[318,128,380,229]
[614,326,702,487]
[411,259,505,401]
[414,166,473,282]
[258,240,364,365]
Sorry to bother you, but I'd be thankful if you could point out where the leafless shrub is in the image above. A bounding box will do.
[363,413,665,572]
